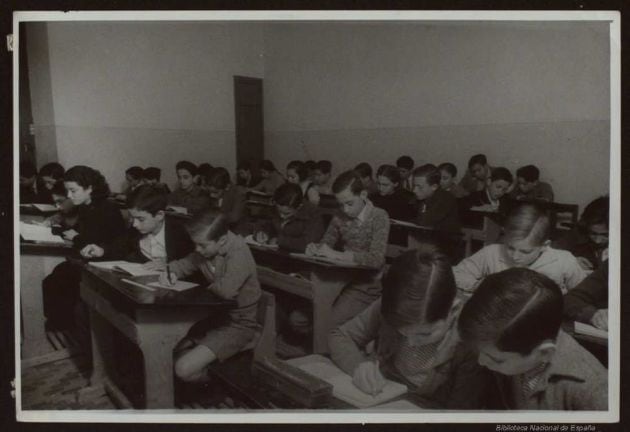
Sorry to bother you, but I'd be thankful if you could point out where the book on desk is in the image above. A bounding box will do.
[20,203,59,213]
[19,221,66,245]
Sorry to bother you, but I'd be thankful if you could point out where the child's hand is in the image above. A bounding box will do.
[305,243,320,256]
[143,259,166,271]
[577,256,594,271]
[352,361,386,396]
[62,229,79,241]
[254,231,269,244]
[80,244,104,259]
[590,309,608,331]
[316,243,335,258]
[159,271,178,287]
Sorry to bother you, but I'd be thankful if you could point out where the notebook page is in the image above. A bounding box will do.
[20,222,66,244]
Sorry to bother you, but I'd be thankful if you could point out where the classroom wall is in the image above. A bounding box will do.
[262,22,611,210]
[26,22,265,190]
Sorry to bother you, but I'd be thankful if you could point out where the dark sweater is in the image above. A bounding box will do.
[73,198,126,251]
[260,202,325,253]
[417,188,461,233]
[564,262,608,323]
[370,189,415,221]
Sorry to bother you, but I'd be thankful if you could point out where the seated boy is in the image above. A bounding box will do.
[458,268,607,410]
[511,165,554,202]
[168,160,211,215]
[143,166,171,194]
[115,166,144,201]
[459,154,493,195]
[354,162,378,196]
[564,261,608,331]
[459,167,514,214]
[313,160,333,195]
[81,185,194,264]
[412,164,461,233]
[438,162,468,198]
[396,155,415,191]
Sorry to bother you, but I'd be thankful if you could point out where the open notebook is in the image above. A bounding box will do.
[88,261,161,277]
[20,203,59,212]
[20,222,66,244]
[286,355,407,408]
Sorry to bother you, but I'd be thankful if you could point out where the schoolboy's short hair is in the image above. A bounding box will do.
[580,196,609,230]
[175,161,197,176]
[438,162,457,178]
[458,268,563,355]
[315,160,332,174]
[273,183,303,209]
[128,185,168,216]
[332,170,364,195]
[207,167,231,190]
[412,164,441,186]
[287,160,308,182]
[516,165,540,183]
[20,161,37,178]
[376,164,401,185]
[468,154,487,169]
[503,203,550,244]
[491,167,514,184]
[396,156,414,170]
[260,160,277,172]
[354,162,373,179]
[143,167,162,182]
[304,160,316,172]
[126,166,144,180]
[185,209,229,241]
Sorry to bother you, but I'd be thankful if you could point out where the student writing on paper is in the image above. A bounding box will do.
[458,167,514,215]
[328,245,488,409]
[458,268,608,410]
[564,261,608,331]
[42,165,126,330]
[306,170,390,326]
[80,185,194,265]
[453,203,588,295]
[159,210,261,383]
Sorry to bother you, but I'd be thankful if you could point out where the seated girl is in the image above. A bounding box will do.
[328,245,488,408]
[160,210,261,383]
[370,164,414,221]
[254,183,324,253]
[453,203,588,295]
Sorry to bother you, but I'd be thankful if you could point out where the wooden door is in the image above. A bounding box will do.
[234,76,264,171]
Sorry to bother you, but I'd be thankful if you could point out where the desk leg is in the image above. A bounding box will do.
[137,326,184,409]
[77,308,112,403]
[311,270,346,354]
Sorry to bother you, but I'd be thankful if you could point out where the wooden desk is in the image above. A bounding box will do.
[79,265,234,408]
[248,245,378,354]
[19,241,73,360]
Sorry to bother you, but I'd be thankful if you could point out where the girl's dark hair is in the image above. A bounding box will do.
[579,196,609,230]
[50,181,67,197]
[438,162,457,178]
[39,162,65,180]
[490,167,514,184]
[332,170,364,195]
[64,165,111,200]
[128,185,168,216]
[354,162,373,179]
[207,167,231,190]
[273,183,303,209]
[286,160,308,182]
[176,160,197,176]
[381,244,456,328]
[412,164,441,186]
[126,166,144,180]
[185,209,229,241]
[260,160,277,172]
[376,164,401,185]
[458,268,563,355]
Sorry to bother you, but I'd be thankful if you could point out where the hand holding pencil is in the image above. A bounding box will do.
[352,360,386,396]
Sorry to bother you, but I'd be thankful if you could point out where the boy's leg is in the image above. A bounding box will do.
[174,345,217,383]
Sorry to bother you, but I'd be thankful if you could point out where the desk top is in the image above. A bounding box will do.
[248,243,378,271]
[82,264,235,309]
[20,240,74,256]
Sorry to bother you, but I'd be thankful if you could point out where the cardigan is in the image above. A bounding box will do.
[328,299,488,409]
[320,200,390,268]
[453,244,588,294]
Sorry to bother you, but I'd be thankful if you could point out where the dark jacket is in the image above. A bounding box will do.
[73,198,126,251]
[370,189,415,221]
[259,202,325,253]
[564,262,608,323]
[106,217,195,262]
[417,188,461,233]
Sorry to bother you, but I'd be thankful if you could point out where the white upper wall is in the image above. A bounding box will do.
[264,21,609,130]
